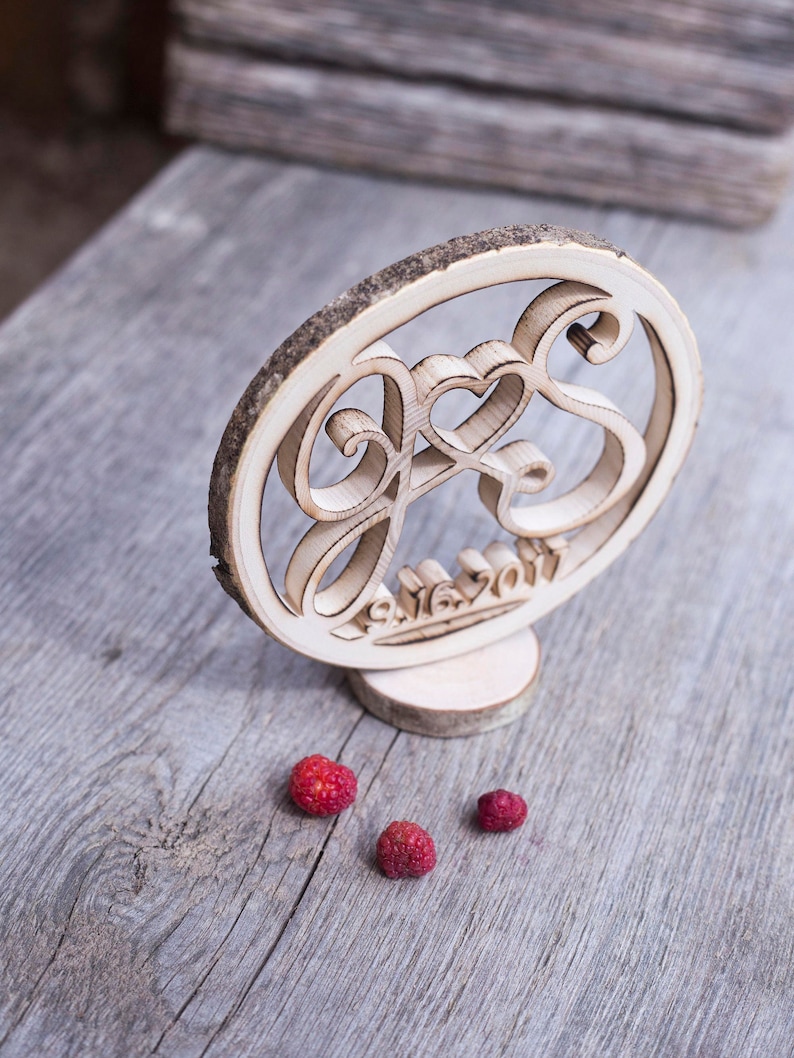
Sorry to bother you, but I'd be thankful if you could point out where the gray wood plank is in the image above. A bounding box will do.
[0,146,792,1058]
[176,0,794,131]
[166,42,794,228]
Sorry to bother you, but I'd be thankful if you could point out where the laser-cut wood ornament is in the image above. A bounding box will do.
[209,226,702,736]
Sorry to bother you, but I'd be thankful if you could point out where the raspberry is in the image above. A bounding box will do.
[477,789,527,832]
[376,821,436,879]
[288,754,357,816]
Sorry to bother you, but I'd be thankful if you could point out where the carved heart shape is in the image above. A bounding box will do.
[416,340,534,458]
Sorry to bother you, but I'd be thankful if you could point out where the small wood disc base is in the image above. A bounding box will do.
[346,627,541,737]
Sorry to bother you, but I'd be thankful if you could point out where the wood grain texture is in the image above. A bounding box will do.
[166,43,794,228]
[176,0,794,132]
[0,146,792,1057]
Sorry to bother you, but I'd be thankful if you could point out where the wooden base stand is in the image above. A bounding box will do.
[346,627,541,737]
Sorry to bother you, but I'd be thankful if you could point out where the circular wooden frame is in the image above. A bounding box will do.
[209,225,702,671]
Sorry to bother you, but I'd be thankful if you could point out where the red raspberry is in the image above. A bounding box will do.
[289,754,357,816]
[477,789,527,832]
[376,821,436,879]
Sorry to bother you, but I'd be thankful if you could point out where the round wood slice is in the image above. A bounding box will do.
[209,224,701,737]
[346,627,541,737]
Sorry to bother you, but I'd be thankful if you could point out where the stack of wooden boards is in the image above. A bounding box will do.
[167,0,794,225]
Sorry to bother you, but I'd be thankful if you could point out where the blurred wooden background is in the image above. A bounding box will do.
[167,0,794,225]
[0,0,167,125]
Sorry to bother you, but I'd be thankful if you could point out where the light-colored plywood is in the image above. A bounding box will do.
[0,147,791,1058]
[209,225,701,732]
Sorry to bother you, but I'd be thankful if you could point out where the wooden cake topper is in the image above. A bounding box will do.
[209,225,702,736]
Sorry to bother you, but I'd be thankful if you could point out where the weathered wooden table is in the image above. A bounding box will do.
[1,147,791,1057]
